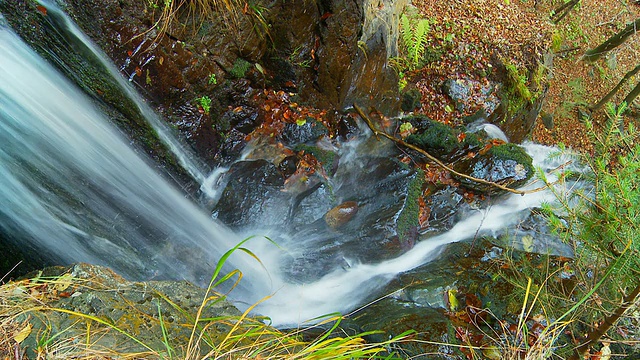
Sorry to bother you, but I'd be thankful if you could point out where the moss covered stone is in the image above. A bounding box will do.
[488,143,534,182]
[396,169,424,246]
[406,118,458,156]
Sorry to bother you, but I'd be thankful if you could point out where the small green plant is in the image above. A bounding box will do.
[551,31,563,52]
[288,45,313,68]
[501,62,535,117]
[195,95,212,115]
[208,73,217,85]
[397,13,430,71]
[229,58,252,78]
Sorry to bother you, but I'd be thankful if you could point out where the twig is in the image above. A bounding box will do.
[354,104,548,195]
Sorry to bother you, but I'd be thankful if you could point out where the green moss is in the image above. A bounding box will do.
[461,131,484,149]
[229,58,252,78]
[396,169,424,244]
[406,120,458,155]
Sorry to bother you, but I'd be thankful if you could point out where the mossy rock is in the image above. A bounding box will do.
[405,116,459,156]
[396,170,424,246]
[454,143,534,194]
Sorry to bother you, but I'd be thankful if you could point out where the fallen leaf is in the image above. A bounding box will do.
[13,323,32,344]
[53,273,73,292]
[36,5,47,16]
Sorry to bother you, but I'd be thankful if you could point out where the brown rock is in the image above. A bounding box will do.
[324,201,359,229]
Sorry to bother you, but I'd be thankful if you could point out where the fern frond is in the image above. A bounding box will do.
[400,14,412,55]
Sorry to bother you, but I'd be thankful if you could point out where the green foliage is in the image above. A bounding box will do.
[398,13,430,71]
[499,102,640,357]
[288,45,313,68]
[501,62,540,117]
[1,237,412,359]
[195,95,212,115]
[551,31,563,52]
[208,73,217,85]
[390,9,430,85]
[229,58,252,78]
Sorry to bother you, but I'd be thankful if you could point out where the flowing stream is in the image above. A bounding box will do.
[0,7,576,327]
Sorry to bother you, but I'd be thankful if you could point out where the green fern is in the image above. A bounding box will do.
[399,13,430,71]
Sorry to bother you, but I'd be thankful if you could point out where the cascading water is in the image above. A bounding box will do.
[247,142,574,326]
[0,21,269,300]
[1,4,578,328]
[31,0,209,186]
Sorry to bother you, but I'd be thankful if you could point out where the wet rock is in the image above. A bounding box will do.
[219,129,248,164]
[220,106,260,134]
[454,143,534,194]
[424,187,464,234]
[336,114,361,141]
[266,0,401,114]
[212,160,291,229]
[279,156,421,283]
[352,240,515,359]
[401,88,422,112]
[492,208,573,257]
[15,263,241,359]
[324,201,359,229]
[278,154,300,178]
[280,119,329,146]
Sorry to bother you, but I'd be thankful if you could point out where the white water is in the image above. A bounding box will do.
[254,143,573,326]
[0,23,269,298]
[36,0,209,185]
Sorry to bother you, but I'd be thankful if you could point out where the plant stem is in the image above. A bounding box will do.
[569,281,640,360]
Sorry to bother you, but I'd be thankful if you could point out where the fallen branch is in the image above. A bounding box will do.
[353,104,548,195]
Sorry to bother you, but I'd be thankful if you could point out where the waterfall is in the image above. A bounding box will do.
[1,5,578,327]
[0,22,269,300]
[33,0,209,186]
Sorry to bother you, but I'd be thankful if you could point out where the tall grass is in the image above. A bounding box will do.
[0,237,412,359]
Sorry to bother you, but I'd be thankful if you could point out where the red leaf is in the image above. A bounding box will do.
[36,5,47,16]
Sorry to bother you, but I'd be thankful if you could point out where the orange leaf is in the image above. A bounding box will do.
[36,5,47,16]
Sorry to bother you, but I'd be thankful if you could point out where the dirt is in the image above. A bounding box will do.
[411,0,640,153]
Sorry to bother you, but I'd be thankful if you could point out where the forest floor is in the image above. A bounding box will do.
[410,0,640,153]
